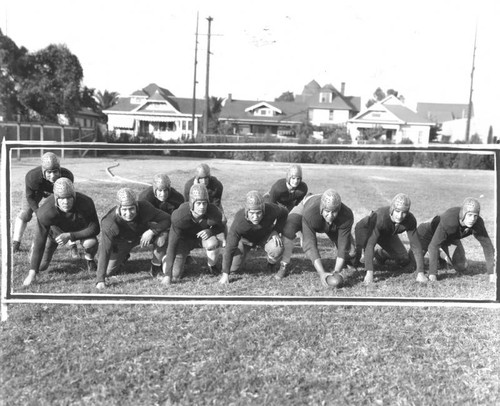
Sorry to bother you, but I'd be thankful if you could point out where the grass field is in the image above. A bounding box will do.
[1,153,499,405]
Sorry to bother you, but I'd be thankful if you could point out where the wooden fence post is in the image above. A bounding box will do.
[61,125,65,160]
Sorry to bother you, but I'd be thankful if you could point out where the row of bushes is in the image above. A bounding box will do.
[103,133,495,170]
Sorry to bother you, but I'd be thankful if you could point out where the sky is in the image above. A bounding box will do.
[1,0,499,133]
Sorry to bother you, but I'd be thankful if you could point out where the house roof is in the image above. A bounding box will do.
[103,83,204,115]
[295,80,361,112]
[416,102,472,123]
[219,99,308,124]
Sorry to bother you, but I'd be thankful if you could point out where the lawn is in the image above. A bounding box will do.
[1,152,499,405]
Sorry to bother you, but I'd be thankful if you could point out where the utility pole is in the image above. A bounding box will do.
[203,16,213,134]
[191,12,199,139]
[465,25,477,143]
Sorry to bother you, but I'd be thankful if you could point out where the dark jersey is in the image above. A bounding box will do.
[267,178,308,212]
[96,201,171,282]
[222,202,288,273]
[356,206,423,272]
[283,195,353,263]
[139,186,184,215]
[30,192,100,271]
[183,176,224,209]
[25,166,74,212]
[423,207,494,274]
[163,202,225,273]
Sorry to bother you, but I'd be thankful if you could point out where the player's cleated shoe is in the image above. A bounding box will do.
[70,245,80,259]
[150,263,162,278]
[274,262,289,280]
[428,275,438,282]
[416,272,428,283]
[87,259,97,273]
[12,240,21,253]
[23,270,37,286]
[206,264,221,276]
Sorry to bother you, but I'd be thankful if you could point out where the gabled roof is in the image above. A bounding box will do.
[350,97,432,125]
[295,80,360,112]
[416,102,472,123]
[103,83,204,116]
[244,101,282,114]
[219,99,308,124]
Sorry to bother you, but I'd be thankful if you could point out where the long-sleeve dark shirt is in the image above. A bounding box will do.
[297,195,353,263]
[96,201,171,282]
[267,178,308,212]
[425,207,495,274]
[183,176,224,209]
[30,193,100,272]
[357,206,424,273]
[138,186,184,215]
[222,203,288,273]
[25,166,74,212]
[163,202,225,276]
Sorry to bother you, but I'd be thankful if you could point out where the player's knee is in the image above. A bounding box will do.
[202,236,219,251]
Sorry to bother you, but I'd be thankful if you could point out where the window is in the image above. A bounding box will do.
[329,110,334,121]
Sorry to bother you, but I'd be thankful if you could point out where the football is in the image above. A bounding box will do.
[326,273,344,288]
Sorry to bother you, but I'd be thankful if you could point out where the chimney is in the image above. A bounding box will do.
[340,82,345,95]
[227,93,232,102]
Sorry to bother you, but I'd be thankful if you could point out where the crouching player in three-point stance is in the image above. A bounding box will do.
[353,193,427,284]
[277,189,355,287]
[139,173,185,216]
[265,164,309,212]
[13,152,76,254]
[95,188,170,290]
[417,197,495,283]
[161,184,225,284]
[219,191,288,285]
[23,178,100,286]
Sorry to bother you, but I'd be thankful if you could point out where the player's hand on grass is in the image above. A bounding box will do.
[271,234,283,247]
[161,275,172,285]
[319,271,333,288]
[140,229,155,247]
[219,273,229,285]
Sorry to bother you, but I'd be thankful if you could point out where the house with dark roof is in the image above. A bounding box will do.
[218,95,308,137]
[347,95,433,145]
[218,80,360,137]
[295,80,361,126]
[103,83,204,140]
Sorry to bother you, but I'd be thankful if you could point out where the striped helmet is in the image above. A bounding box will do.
[189,184,209,210]
[41,152,60,177]
[53,178,75,200]
[195,163,211,180]
[286,164,302,183]
[459,197,480,220]
[390,193,411,213]
[116,188,137,207]
[153,173,171,192]
[320,189,342,213]
[245,190,265,216]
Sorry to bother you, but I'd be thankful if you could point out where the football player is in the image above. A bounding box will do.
[417,197,495,282]
[23,178,100,286]
[139,173,184,215]
[95,188,171,289]
[12,152,76,256]
[353,193,427,283]
[218,190,288,285]
[277,189,355,287]
[161,184,225,284]
[264,164,308,212]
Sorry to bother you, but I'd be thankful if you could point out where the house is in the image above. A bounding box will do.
[218,80,361,137]
[416,102,475,143]
[295,80,361,126]
[103,83,204,141]
[218,95,308,137]
[347,95,433,146]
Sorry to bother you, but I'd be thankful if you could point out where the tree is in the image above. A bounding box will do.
[207,96,224,133]
[95,89,119,111]
[366,87,404,108]
[17,44,84,122]
[275,91,295,102]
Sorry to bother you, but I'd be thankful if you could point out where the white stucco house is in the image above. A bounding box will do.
[103,83,204,141]
[347,95,433,146]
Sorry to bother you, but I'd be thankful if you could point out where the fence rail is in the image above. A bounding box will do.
[0,121,98,160]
